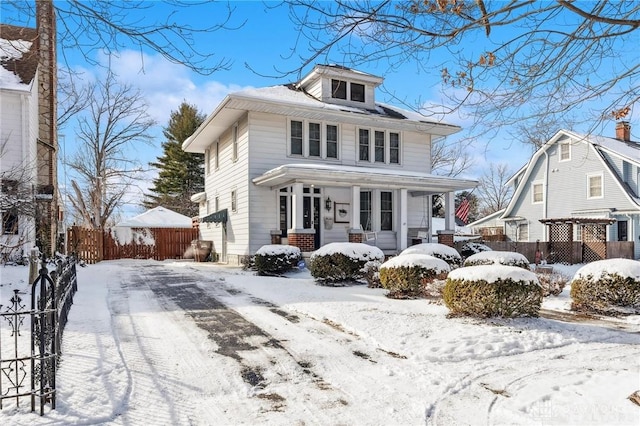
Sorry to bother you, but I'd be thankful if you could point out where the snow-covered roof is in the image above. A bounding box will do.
[0,24,38,91]
[116,206,193,228]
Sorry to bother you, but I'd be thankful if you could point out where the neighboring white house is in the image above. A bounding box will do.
[183,65,477,264]
[0,25,39,258]
[470,123,640,260]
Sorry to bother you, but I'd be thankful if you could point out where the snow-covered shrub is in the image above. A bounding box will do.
[570,259,640,315]
[309,242,384,285]
[443,265,542,318]
[460,242,492,259]
[463,250,530,270]
[536,271,568,297]
[400,243,462,268]
[254,244,302,275]
[362,260,382,288]
[379,254,450,299]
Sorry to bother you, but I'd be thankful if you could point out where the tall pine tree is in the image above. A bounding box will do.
[145,102,205,217]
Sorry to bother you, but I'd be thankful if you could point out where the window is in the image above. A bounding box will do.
[215,141,219,169]
[331,79,347,99]
[359,129,370,161]
[517,223,529,242]
[290,120,303,155]
[380,191,393,231]
[231,190,237,212]
[390,132,399,164]
[559,142,570,161]
[587,173,603,198]
[309,122,321,157]
[279,188,289,237]
[350,83,365,102]
[532,182,543,204]
[205,149,210,175]
[618,220,628,241]
[326,125,338,158]
[215,196,219,212]
[374,131,385,163]
[232,124,238,161]
[360,191,372,231]
[2,211,18,235]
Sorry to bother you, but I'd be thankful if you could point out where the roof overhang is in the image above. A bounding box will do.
[252,164,477,193]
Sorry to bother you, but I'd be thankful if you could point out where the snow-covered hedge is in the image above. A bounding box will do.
[570,259,640,315]
[379,254,450,298]
[463,250,530,270]
[460,242,492,259]
[254,244,302,275]
[536,271,568,297]
[443,265,542,318]
[362,260,382,288]
[309,243,384,284]
[400,243,462,268]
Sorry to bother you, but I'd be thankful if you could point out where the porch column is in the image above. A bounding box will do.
[400,188,408,250]
[444,191,456,231]
[291,183,303,230]
[349,185,362,243]
[427,195,433,243]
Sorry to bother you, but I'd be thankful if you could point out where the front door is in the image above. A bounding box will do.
[303,195,321,249]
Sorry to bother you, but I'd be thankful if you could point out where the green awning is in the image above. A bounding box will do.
[201,208,228,223]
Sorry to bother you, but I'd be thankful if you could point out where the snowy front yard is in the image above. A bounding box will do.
[1,259,639,425]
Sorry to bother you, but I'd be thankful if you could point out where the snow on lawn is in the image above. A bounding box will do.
[0,259,639,425]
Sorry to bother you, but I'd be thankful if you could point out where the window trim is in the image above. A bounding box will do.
[231,189,237,212]
[559,142,571,162]
[531,181,544,204]
[586,172,604,199]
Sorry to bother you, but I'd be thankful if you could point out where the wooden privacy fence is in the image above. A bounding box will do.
[67,226,199,264]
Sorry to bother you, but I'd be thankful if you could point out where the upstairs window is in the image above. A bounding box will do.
[231,189,237,212]
[350,83,365,102]
[587,173,603,199]
[532,182,543,204]
[331,79,347,99]
[290,120,303,155]
[326,125,338,158]
[309,122,321,157]
[205,149,210,175]
[359,129,370,161]
[390,132,400,164]
[214,140,219,169]
[374,131,385,163]
[559,142,570,161]
[232,124,238,162]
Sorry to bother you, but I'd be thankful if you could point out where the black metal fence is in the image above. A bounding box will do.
[0,254,78,415]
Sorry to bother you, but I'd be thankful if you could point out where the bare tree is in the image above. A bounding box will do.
[280,1,639,136]
[431,135,473,177]
[476,162,514,216]
[1,0,239,75]
[66,69,154,229]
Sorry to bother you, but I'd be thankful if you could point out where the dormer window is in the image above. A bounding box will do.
[331,79,366,103]
[331,79,347,99]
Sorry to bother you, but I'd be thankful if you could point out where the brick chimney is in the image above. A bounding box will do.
[615,121,631,142]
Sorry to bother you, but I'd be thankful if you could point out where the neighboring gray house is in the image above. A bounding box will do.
[471,122,640,260]
[183,65,477,264]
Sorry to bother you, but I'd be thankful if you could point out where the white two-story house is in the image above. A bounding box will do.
[183,65,477,264]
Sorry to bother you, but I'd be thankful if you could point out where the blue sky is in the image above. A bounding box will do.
[3,1,638,218]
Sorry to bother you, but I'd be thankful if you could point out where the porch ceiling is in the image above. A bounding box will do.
[252,163,478,193]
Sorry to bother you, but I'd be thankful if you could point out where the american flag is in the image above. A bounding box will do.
[455,198,471,224]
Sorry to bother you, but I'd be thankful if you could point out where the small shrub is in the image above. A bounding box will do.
[379,254,450,298]
[254,245,302,275]
[463,250,530,270]
[443,265,542,318]
[570,259,640,315]
[309,242,384,285]
[537,272,568,297]
[460,242,492,259]
[400,243,462,268]
[362,260,382,288]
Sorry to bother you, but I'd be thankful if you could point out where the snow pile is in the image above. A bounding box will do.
[311,242,384,262]
[573,258,640,281]
[110,227,156,246]
[448,264,540,286]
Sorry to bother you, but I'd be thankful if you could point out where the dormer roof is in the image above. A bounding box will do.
[297,64,384,89]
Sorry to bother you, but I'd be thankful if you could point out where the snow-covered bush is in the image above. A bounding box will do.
[309,242,384,285]
[463,250,530,270]
[254,245,302,275]
[570,259,640,315]
[400,243,462,268]
[379,254,450,299]
[443,265,542,318]
[362,260,382,288]
[460,242,492,259]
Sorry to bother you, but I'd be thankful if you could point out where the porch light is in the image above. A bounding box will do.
[325,197,332,211]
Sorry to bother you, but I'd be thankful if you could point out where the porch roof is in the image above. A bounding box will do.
[252,163,478,193]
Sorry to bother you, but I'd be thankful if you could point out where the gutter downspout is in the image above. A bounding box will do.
[543,150,550,241]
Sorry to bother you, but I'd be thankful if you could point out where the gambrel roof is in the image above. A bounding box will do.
[501,129,640,220]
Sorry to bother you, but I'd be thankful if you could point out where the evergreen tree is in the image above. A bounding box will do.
[145,102,205,217]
